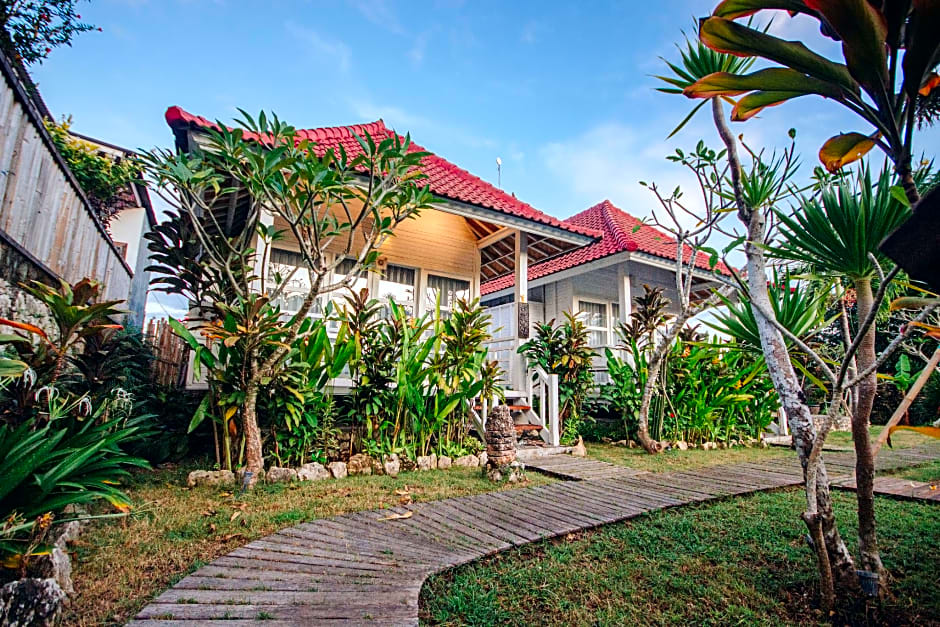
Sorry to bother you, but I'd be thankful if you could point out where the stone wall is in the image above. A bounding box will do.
[0,237,56,337]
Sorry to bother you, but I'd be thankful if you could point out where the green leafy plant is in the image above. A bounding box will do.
[335,293,494,459]
[688,1,939,205]
[141,110,435,485]
[0,401,147,568]
[520,312,595,444]
[0,278,124,424]
[44,117,141,225]
[0,0,98,66]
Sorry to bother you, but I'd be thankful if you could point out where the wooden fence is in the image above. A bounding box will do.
[0,51,132,301]
[146,318,188,388]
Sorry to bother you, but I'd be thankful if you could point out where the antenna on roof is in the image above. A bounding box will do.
[496,157,502,188]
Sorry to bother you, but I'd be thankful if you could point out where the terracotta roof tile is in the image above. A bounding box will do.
[481,199,730,295]
[165,106,597,240]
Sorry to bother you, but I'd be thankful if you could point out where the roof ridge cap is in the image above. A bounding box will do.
[599,200,635,251]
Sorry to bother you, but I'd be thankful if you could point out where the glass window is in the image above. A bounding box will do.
[378,264,416,317]
[578,300,608,348]
[426,274,471,318]
[267,248,323,317]
[335,257,369,295]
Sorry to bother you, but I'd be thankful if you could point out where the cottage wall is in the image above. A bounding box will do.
[271,203,481,310]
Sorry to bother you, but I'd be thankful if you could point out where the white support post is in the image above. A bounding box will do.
[617,263,632,323]
[548,373,560,446]
[514,231,528,305]
[253,212,275,294]
[512,232,529,392]
[416,269,429,318]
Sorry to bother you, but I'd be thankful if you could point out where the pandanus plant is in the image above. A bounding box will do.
[769,165,910,578]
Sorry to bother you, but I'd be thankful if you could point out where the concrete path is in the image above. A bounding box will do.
[128,444,938,626]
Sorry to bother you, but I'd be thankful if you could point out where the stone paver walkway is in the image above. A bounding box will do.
[128,444,938,626]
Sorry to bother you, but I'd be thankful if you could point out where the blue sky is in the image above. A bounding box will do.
[31,0,940,317]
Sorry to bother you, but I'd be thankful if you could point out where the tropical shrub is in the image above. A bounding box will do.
[601,336,777,445]
[599,284,778,444]
[0,278,150,570]
[336,293,495,460]
[0,396,147,568]
[519,312,595,444]
[142,111,435,485]
[45,117,141,225]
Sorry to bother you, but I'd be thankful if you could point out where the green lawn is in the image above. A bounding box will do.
[421,490,940,626]
[66,462,553,626]
[891,459,940,483]
[826,424,935,449]
[587,426,938,475]
[587,441,790,473]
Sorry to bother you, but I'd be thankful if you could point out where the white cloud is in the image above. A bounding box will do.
[285,22,352,73]
[349,100,432,129]
[539,119,747,268]
[348,98,497,150]
[408,32,430,66]
[541,122,702,221]
[350,0,405,35]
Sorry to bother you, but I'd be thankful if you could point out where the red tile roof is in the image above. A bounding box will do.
[165,106,597,240]
[481,199,731,295]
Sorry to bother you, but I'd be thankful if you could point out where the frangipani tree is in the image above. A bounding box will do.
[658,27,860,608]
[143,111,434,485]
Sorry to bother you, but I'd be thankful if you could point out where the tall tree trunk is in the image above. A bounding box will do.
[242,366,263,487]
[710,98,856,600]
[851,278,885,580]
[637,310,690,454]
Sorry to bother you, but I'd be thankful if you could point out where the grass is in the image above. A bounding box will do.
[420,490,940,626]
[65,462,552,626]
[826,425,929,449]
[890,459,940,483]
[588,426,939,474]
[587,441,791,473]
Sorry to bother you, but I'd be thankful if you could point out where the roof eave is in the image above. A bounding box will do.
[430,196,596,246]
[481,250,729,298]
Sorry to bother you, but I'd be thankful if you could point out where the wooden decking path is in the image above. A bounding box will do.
[128,444,939,626]
[834,475,940,502]
[521,455,648,480]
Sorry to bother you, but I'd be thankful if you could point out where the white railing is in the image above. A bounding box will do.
[527,364,560,446]
[484,337,518,387]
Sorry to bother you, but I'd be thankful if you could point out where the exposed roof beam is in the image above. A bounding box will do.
[476,227,517,249]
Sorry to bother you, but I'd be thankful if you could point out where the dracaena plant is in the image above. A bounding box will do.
[519,312,595,444]
[688,1,938,205]
[0,279,124,386]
